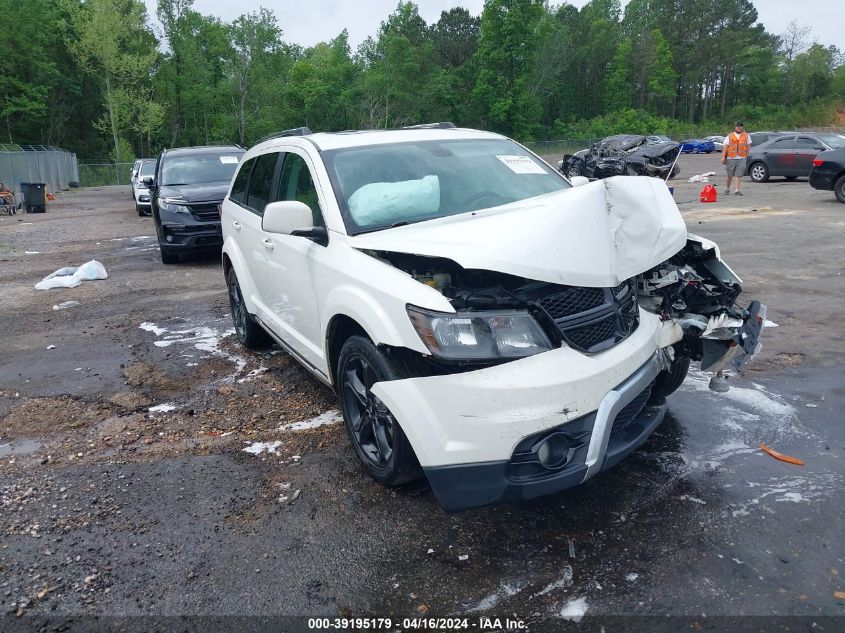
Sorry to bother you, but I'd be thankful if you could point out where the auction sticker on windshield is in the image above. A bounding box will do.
[219,156,240,164]
[496,155,546,174]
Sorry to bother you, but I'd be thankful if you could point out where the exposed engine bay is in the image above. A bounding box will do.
[370,234,764,379]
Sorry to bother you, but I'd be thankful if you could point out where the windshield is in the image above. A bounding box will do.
[161,152,243,186]
[139,160,156,178]
[818,134,845,149]
[323,139,569,234]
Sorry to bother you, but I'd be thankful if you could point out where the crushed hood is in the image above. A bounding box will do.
[349,176,688,287]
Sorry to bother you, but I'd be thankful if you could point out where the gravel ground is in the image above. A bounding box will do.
[0,157,843,631]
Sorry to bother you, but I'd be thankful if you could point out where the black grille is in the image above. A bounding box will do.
[611,380,655,435]
[534,278,639,354]
[190,204,220,221]
[536,287,605,320]
[563,316,617,351]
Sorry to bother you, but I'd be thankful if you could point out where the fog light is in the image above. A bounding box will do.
[534,432,571,469]
[165,235,174,243]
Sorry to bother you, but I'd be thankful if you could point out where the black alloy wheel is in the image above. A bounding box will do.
[342,355,396,468]
[226,268,270,349]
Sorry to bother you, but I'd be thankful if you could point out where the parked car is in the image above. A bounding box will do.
[146,145,244,264]
[704,135,725,151]
[747,133,845,183]
[129,159,143,198]
[132,159,156,216]
[680,139,715,154]
[561,134,681,180]
[809,147,845,203]
[221,124,765,512]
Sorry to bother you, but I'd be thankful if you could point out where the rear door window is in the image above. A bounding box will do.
[246,152,281,214]
[795,137,819,149]
[771,137,797,150]
[230,158,255,205]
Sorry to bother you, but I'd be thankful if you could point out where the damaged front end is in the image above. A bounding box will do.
[637,234,766,381]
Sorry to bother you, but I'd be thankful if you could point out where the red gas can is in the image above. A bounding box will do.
[700,184,718,203]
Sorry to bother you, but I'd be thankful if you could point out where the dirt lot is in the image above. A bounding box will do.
[1,154,844,630]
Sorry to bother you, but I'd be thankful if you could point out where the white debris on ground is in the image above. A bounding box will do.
[687,171,716,183]
[280,410,343,431]
[679,495,707,505]
[148,404,176,413]
[558,597,588,622]
[35,260,107,290]
[53,301,81,310]
[237,366,269,383]
[763,320,779,327]
[532,566,573,597]
[467,581,526,612]
[138,320,247,376]
[24,251,40,254]
[626,573,639,582]
[243,441,282,455]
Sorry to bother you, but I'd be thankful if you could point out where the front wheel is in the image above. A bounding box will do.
[749,162,769,183]
[567,164,583,179]
[160,245,178,264]
[651,356,690,400]
[835,174,845,203]
[337,336,422,486]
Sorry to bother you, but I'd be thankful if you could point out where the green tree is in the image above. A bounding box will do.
[472,0,544,138]
[63,0,158,161]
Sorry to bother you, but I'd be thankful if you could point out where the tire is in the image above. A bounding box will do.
[337,335,422,486]
[159,245,178,264]
[226,268,271,349]
[835,174,845,203]
[136,204,144,216]
[749,162,769,183]
[651,356,690,400]
[567,164,583,179]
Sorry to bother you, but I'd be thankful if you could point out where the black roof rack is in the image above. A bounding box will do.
[401,122,456,130]
[253,127,313,145]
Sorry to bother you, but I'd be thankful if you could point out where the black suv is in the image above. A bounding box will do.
[146,145,244,264]
[809,147,845,203]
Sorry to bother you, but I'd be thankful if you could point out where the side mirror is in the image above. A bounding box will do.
[142,176,155,188]
[569,176,590,187]
[263,200,315,235]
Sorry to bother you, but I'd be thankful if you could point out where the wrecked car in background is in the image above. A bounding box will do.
[560,134,681,180]
[221,124,765,512]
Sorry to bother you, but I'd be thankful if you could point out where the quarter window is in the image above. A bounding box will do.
[230,158,254,205]
[794,137,819,149]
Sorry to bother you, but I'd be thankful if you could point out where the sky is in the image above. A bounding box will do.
[142,0,845,53]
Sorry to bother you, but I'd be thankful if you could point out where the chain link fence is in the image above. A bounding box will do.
[77,161,138,187]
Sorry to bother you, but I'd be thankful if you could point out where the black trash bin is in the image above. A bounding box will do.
[21,182,47,213]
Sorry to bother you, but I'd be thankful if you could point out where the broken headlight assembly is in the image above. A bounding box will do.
[407,306,553,361]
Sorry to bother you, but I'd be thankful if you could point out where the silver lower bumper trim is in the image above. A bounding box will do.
[581,352,662,481]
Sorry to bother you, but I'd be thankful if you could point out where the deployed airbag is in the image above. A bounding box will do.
[348,175,440,226]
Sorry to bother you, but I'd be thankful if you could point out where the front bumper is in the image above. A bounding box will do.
[424,355,666,511]
[371,310,667,511]
[159,213,223,251]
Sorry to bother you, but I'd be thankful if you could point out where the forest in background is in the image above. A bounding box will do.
[2,0,844,160]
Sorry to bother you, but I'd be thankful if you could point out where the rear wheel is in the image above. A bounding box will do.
[567,164,583,178]
[749,162,769,183]
[136,204,144,216]
[226,268,271,349]
[835,174,845,203]
[337,336,422,486]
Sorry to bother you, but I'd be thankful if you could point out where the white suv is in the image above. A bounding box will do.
[221,124,765,512]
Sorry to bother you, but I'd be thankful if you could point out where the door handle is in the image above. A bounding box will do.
[231,221,242,231]
[262,238,274,250]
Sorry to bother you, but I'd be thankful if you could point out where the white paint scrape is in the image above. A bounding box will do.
[138,320,247,376]
[533,566,573,597]
[281,410,343,431]
[243,441,282,455]
[559,597,588,622]
[468,581,525,612]
[140,322,166,336]
[149,403,176,413]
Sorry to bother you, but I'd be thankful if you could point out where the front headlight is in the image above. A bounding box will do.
[407,306,553,361]
[159,198,190,214]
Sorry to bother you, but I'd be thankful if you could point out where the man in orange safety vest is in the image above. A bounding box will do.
[721,121,751,196]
